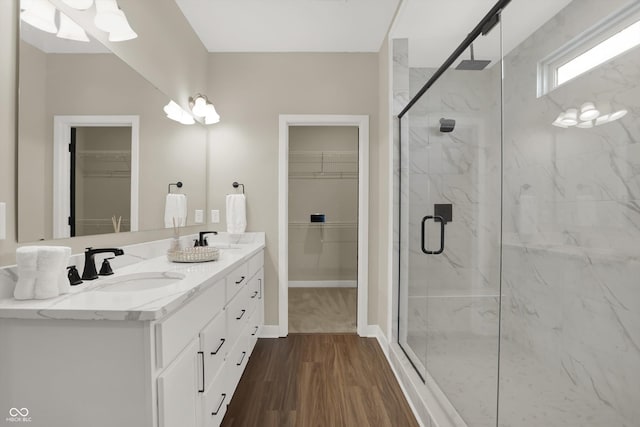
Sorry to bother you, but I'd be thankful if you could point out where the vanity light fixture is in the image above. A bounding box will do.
[95,0,138,41]
[189,94,221,125]
[553,103,627,129]
[57,12,90,42]
[20,0,58,34]
[164,101,195,125]
[61,0,94,10]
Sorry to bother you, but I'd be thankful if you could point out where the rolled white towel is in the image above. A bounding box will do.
[57,247,72,295]
[34,246,70,300]
[13,247,39,300]
[226,194,246,234]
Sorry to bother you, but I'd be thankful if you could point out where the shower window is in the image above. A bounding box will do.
[538,1,640,96]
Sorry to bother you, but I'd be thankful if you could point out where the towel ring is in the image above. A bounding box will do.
[232,182,245,194]
[168,182,183,193]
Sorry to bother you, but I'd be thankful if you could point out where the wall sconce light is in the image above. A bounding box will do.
[189,94,221,125]
[20,0,137,43]
[552,102,627,129]
[164,101,195,125]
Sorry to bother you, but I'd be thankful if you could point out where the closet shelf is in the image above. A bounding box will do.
[288,221,357,229]
[289,150,358,178]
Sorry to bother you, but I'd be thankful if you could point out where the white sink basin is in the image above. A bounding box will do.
[94,272,185,292]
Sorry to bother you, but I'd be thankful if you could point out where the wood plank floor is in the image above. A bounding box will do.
[221,334,419,427]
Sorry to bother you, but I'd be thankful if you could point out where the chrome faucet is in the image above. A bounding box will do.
[82,247,125,280]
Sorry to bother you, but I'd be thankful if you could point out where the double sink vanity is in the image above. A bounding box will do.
[0,233,265,427]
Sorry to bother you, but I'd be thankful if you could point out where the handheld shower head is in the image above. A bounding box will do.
[439,118,455,133]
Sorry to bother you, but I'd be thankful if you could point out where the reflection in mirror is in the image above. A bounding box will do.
[18,1,207,242]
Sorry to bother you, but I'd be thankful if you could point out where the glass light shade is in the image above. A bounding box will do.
[204,103,220,124]
[61,0,93,10]
[579,102,600,121]
[57,12,90,42]
[559,108,578,126]
[595,114,611,126]
[21,0,57,34]
[94,0,128,33]
[164,101,195,125]
[108,25,138,42]
[178,113,195,125]
[576,121,594,129]
[609,109,628,121]
[191,96,208,117]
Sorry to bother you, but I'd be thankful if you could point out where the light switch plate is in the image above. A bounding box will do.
[194,209,204,224]
[211,209,220,224]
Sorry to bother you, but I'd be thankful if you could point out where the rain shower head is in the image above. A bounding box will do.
[455,43,490,70]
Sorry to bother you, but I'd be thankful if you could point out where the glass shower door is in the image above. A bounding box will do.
[398,20,503,427]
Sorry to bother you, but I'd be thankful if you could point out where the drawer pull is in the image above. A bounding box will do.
[211,338,226,355]
[251,291,258,299]
[197,351,205,393]
[252,326,259,336]
[235,276,246,285]
[258,278,262,299]
[212,393,227,416]
[236,309,246,320]
[236,351,247,366]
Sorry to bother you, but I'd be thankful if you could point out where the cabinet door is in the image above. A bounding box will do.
[158,338,202,427]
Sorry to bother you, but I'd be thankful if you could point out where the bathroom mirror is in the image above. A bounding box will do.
[17,1,207,242]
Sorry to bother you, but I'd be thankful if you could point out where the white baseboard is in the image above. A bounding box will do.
[288,280,357,288]
[259,325,281,338]
[366,324,428,427]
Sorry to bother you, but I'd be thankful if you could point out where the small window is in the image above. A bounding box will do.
[538,2,640,96]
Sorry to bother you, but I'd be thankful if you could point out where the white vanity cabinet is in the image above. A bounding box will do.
[0,245,265,427]
[156,250,264,427]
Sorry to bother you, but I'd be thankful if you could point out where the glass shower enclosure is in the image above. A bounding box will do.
[395,0,640,426]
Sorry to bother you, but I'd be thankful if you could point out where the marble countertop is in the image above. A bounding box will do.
[0,235,265,322]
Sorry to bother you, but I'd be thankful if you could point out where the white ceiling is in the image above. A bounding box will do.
[174,0,401,52]
[391,0,573,68]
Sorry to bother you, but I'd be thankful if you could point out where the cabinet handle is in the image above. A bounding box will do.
[252,326,259,336]
[211,338,225,355]
[258,278,262,299]
[212,393,227,416]
[236,351,247,366]
[236,309,246,320]
[251,291,258,299]
[197,351,205,393]
[235,276,245,285]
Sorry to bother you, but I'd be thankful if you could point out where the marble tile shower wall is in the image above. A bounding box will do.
[406,66,502,336]
[500,0,639,424]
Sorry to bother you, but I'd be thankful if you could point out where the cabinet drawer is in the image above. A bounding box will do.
[246,311,260,354]
[226,335,249,396]
[156,279,225,369]
[225,262,248,301]
[201,369,231,427]
[200,311,227,390]
[226,285,250,344]
[248,251,264,279]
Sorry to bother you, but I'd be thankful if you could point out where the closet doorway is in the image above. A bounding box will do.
[278,115,369,337]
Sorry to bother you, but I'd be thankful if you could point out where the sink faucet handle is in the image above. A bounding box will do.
[99,257,115,276]
[67,265,83,286]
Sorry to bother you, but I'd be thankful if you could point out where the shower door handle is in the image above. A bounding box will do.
[421,215,445,255]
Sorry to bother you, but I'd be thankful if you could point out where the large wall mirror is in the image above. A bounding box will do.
[17,0,207,242]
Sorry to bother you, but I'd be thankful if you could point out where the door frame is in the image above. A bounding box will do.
[278,114,369,337]
[53,115,139,239]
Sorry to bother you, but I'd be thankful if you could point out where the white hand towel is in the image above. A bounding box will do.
[34,246,70,300]
[13,247,39,300]
[226,194,247,234]
[164,194,187,228]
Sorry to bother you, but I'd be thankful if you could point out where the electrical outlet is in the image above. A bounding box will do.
[211,209,220,224]
[194,209,204,224]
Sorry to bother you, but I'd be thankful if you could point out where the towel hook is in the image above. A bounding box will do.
[168,182,183,193]
[232,181,245,194]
